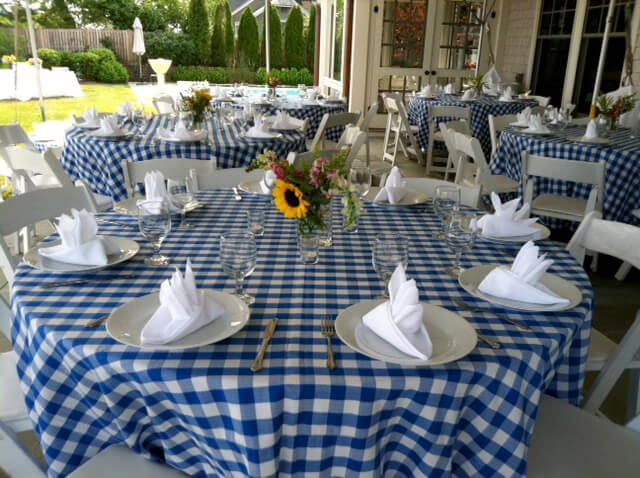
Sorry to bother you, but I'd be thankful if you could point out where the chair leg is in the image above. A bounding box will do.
[590,251,599,272]
[615,261,633,281]
[627,369,640,422]
[426,135,434,176]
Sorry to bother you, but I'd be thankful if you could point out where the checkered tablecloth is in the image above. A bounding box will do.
[491,125,640,226]
[213,98,348,142]
[407,95,538,158]
[59,116,307,202]
[10,191,593,478]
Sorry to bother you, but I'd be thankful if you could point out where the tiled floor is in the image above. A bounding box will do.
[1,135,639,472]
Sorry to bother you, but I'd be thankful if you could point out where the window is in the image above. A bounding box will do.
[437,0,483,70]
[332,0,344,81]
[380,0,428,68]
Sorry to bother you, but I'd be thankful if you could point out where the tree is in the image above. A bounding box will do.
[305,4,315,72]
[187,0,210,63]
[237,8,259,71]
[223,0,234,67]
[210,3,225,66]
[35,0,76,28]
[284,6,304,69]
[261,4,282,69]
[68,0,139,29]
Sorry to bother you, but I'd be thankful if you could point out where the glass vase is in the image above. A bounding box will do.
[297,226,320,265]
[595,114,612,137]
[317,202,333,248]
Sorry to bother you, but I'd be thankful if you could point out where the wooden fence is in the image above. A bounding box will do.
[2,28,136,65]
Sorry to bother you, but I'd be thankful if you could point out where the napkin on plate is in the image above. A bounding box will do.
[120,102,134,117]
[374,166,407,204]
[363,264,432,360]
[523,114,550,134]
[584,119,599,139]
[259,169,278,194]
[246,115,275,138]
[38,208,119,266]
[472,192,539,238]
[272,111,301,130]
[80,107,100,127]
[513,107,532,126]
[138,170,181,212]
[484,66,502,88]
[93,116,126,137]
[420,85,433,97]
[140,259,225,345]
[478,241,570,305]
[158,118,205,141]
[499,86,513,102]
[444,83,456,94]
[461,89,476,101]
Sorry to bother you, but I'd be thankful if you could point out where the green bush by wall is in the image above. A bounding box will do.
[284,6,305,69]
[255,67,313,86]
[237,8,260,71]
[144,31,199,66]
[169,65,228,83]
[36,48,129,83]
[97,60,129,83]
[37,49,62,69]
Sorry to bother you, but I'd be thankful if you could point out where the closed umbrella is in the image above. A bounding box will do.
[590,0,615,118]
[132,17,145,81]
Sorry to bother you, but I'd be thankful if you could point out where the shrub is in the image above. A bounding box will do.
[97,60,129,83]
[100,37,116,53]
[254,67,313,86]
[237,8,259,71]
[205,67,228,83]
[168,65,228,83]
[254,67,268,85]
[223,0,234,67]
[58,50,82,72]
[305,5,316,71]
[210,3,226,67]
[261,4,282,69]
[79,52,101,80]
[186,0,210,61]
[138,3,167,32]
[89,48,117,64]
[284,6,305,68]
[144,31,199,66]
[37,48,62,69]
[0,28,27,60]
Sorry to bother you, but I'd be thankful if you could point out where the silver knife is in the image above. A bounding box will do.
[40,274,135,289]
[251,318,279,372]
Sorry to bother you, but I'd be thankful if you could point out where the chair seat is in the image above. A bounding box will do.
[532,194,587,220]
[0,351,31,432]
[31,175,60,188]
[93,193,113,211]
[633,209,640,220]
[480,174,519,194]
[528,394,640,477]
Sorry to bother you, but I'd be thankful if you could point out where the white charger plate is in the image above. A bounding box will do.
[478,223,551,244]
[363,187,430,206]
[509,122,529,128]
[24,236,139,273]
[89,131,134,140]
[459,98,478,102]
[458,264,582,312]
[76,122,100,130]
[238,180,272,197]
[106,290,251,349]
[336,299,477,366]
[519,130,552,136]
[243,132,283,140]
[567,135,611,145]
[157,130,207,143]
[113,197,203,216]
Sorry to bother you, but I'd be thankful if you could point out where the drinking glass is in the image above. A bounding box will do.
[444,210,477,277]
[433,185,460,239]
[247,205,265,237]
[220,231,257,305]
[138,200,171,266]
[132,108,148,137]
[348,165,372,198]
[297,231,320,264]
[372,234,408,298]
[167,178,196,229]
[298,84,307,99]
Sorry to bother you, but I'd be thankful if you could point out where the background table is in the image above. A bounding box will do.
[408,94,538,158]
[491,125,640,226]
[0,63,83,101]
[11,192,593,478]
[60,116,307,202]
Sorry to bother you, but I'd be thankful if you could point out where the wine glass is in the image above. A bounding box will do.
[138,200,171,266]
[167,178,196,229]
[433,185,460,239]
[348,165,372,198]
[444,210,477,277]
[132,108,147,137]
[372,234,408,298]
[220,231,257,305]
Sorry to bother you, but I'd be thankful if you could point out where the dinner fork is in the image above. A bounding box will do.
[321,319,337,370]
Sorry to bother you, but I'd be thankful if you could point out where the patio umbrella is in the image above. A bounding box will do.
[132,17,145,81]
[590,0,616,118]
[23,0,45,121]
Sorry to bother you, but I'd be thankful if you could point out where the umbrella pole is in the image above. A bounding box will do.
[590,0,616,119]
[24,0,46,121]
[265,0,271,73]
[138,55,142,82]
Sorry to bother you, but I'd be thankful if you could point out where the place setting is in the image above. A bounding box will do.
[362,166,430,207]
[241,114,283,141]
[567,118,611,145]
[156,117,208,143]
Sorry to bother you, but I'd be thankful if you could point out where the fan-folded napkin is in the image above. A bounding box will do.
[584,119,599,139]
[484,66,502,87]
[158,118,204,141]
[213,86,231,100]
[499,86,513,102]
[478,241,570,305]
[461,89,476,101]
[514,107,532,126]
[444,83,456,94]
[374,166,406,204]
[524,114,550,134]
[80,107,100,126]
[39,208,119,266]
[272,111,301,130]
[246,115,275,138]
[120,102,134,116]
[138,170,181,213]
[363,265,432,360]
[93,116,125,137]
[472,192,539,237]
[140,259,225,345]
[420,85,432,97]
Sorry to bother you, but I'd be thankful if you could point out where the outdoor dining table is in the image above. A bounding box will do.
[10,190,593,478]
[407,94,538,158]
[490,125,640,226]
[59,115,307,202]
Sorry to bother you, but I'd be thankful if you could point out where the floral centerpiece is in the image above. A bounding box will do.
[596,93,637,129]
[247,149,362,235]
[267,74,280,89]
[467,74,487,94]
[181,88,213,129]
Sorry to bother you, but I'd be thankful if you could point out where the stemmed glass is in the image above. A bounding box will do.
[167,177,196,229]
[372,234,408,298]
[138,200,171,266]
[220,231,257,305]
[132,108,148,138]
[444,210,477,277]
[433,185,460,239]
[348,165,372,198]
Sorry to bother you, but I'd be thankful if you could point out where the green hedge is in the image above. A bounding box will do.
[169,65,228,83]
[223,0,235,67]
[36,47,129,83]
[37,48,62,69]
[255,67,313,86]
[144,31,199,66]
[261,4,282,69]
[187,0,210,60]
[306,5,316,71]
[284,6,305,68]
[97,60,129,83]
[237,8,260,71]
[210,3,226,67]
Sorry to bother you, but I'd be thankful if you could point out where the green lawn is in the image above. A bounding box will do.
[0,83,137,133]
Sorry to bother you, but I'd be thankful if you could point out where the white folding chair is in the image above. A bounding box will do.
[426,105,471,175]
[522,153,605,224]
[310,111,361,151]
[121,158,217,198]
[404,177,481,208]
[0,420,46,477]
[0,123,37,151]
[152,95,176,115]
[197,167,263,190]
[528,95,551,107]
[439,121,470,182]
[355,103,378,166]
[381,93,424,167]
[488,113,517,155]
[615,208,640,280]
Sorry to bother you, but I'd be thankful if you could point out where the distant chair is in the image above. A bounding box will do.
[354,103,378,166]
[426,105,471,176]
[616,208,640,280]
[310,111,361,151]
[380,92,424,167]
[488,113,517,155]
[439,120,470,182]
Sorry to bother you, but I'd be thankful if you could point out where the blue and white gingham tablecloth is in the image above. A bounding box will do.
[491,125,640,226]
[407,94,538,158]
[59,116,307,202]
[11,191,593,477]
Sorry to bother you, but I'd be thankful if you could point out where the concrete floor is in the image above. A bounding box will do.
[1,135,639,472]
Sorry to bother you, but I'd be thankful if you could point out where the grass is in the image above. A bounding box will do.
[0,83,137,133]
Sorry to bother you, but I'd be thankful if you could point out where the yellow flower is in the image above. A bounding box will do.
[273,180,309,218]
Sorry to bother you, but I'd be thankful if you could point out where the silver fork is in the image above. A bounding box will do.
[321,319,337,370]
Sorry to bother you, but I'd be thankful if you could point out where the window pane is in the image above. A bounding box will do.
[332,0,344,81]
[379,0,428,68]
[438,0,482,70]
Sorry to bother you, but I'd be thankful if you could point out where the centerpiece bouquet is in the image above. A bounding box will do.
[467,74,487,94]
[596,93,637,129]
[181,88,213,129]
[267,74,280,89]
[247,149,362,235]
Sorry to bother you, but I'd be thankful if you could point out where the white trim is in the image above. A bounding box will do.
[348,0,371,114]
[561,0,588,106]
[525,0,543,91]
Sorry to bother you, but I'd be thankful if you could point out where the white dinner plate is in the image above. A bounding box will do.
[458,264,582,312]
[363,187,430,206]
[243,132,283,140]
[509,122,529,128]
[157,130,208,143]
[336,299,477,366]
[89,131,134,140]
[519,130,552,136]
[270,125,301,132]
[322,98,345,104]
[238,179,272,197]
[498,99,517,103]
[477,223,551,244]
[459,98,478,102]
[113,197,204,216]
[106,290,251,350]
[75,122,100,130]
[567,135,611,145]
[24,236,139,273]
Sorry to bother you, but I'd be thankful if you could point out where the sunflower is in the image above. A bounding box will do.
[273,180,309,219]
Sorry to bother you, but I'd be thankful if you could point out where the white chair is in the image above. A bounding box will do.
[439,121,470,182]
[121,158,217,198]
[335,127,368,167]
[522,153,605,223]
[426,105,471,175]
[152,95,176,115]
[0,420,46,477]
[381,93,424,167]
[197,167,263,190]
[615,208,640,280]
[488,113,517,155]
[527,95,551,107]
[292,134,366,170]
[0,186,96,286]
[354,103,378,166]
[404,177,481,208]
[0,123,37,151]
[310,111,361,151]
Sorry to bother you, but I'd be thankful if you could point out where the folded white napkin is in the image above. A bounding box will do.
[93,116,125,137]
[523,114,550,134]
[246,115,275,138]
[584,119,599,139]
[138,170,181,213]
[259,169,278,194]
[374,166,406,204]
[461,89,476,101]
[484,66,502,87]
[420,85,432,97]
[140,259,225,345]
[80,107,100,126]
[158,118,205,141]
[38,208,119,266]
[444,83,456,94]
[499,86,513,102]
[472,192,539,238]
[272,111,299,130]
[513,107,531,126]
[483,85,499,96]
[120,102,134,116]
[478,241,570,305]
[363,265,432,360]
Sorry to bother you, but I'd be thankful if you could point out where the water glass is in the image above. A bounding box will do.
[372,234,409,297]
[220,231,257,305]
[298,231,320,265]
[298,84,307,99]
[132,108,147,136]
[444,210,477,277]
[433,185,460,239]
[247,206,265,237]
[138,200,171,266]
[317,202,333,248]
[349,165,372,198]
[167,178,196,229]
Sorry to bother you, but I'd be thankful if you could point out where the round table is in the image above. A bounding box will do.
[59,115,307,202]
[11,191,593,478]
[491,125,640,226]
[407,94,538,158]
